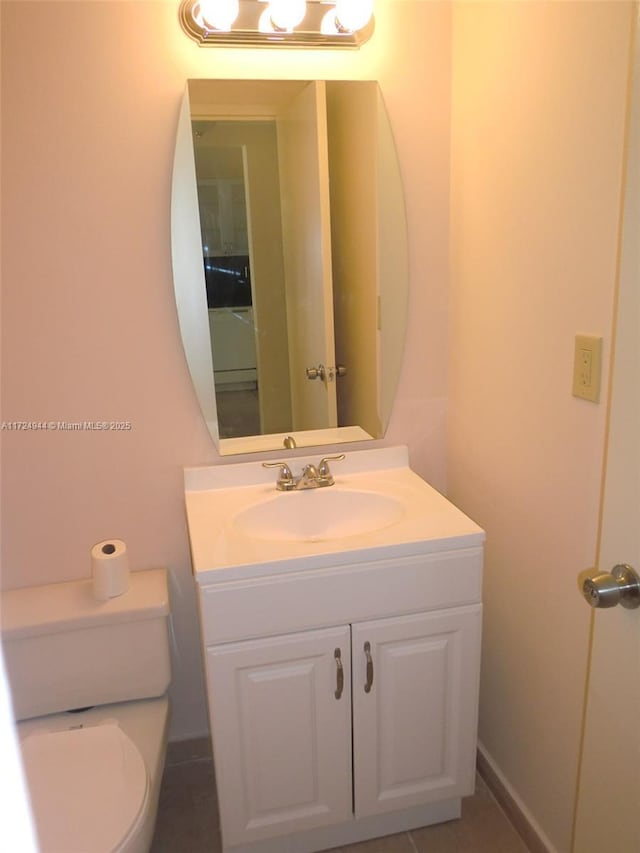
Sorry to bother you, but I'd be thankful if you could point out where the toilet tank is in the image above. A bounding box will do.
[1,569,171,721]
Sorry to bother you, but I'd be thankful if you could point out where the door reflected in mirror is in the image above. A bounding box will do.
[171,79,408,455]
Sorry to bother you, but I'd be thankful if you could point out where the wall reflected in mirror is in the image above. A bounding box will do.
[171,79,408,456]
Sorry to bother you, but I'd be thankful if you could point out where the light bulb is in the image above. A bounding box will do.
[198,0,239,31]
[320,8,340,35]
[268,0,307,31]
[334,0,373,33]
[258,7,276,33]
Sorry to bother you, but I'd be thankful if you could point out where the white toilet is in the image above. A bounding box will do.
[0,568,172,853]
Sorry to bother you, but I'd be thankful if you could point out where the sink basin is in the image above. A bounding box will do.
[233,488,405,543]
[185,446,487,581]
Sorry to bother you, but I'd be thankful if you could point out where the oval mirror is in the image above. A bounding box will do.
[171,79,408,456]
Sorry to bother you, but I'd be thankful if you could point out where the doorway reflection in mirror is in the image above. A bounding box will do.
[193,118,291,439]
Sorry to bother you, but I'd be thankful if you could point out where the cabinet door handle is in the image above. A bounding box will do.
[364,641,374,693]
[334,648,344,699]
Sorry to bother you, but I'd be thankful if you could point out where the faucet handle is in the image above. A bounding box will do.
[262,461,295,491]
[318,454,346,484]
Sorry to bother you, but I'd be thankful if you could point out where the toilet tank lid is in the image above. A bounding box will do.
[1,569,169,640]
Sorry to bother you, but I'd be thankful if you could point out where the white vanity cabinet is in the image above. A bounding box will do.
[196,548,483,853]
[205,606,481,850]
[186,446,485,853]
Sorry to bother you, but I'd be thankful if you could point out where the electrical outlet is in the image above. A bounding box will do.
[572,334,602,402]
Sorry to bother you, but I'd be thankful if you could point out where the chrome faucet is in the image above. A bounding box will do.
[263,454,345,491]
[297,464,321,490]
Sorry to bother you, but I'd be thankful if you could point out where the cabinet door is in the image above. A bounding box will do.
[206,626,352,847]
[197,178,248,255]
[352,606,482,818]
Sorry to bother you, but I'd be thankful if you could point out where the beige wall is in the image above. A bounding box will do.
[449,2,634,850]
[0,1,452,739]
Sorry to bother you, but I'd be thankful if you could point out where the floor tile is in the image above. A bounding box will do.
[151,758,221,853]
[151,762,529,853]
[411,778,529,853]
[330,831,416,852]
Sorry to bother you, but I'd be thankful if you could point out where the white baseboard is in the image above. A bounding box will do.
[477,741,559,853]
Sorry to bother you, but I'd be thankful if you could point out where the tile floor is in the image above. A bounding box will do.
[215,388,261,438]
[150,743,530,853]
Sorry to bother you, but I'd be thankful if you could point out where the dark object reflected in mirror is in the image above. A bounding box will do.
[171,79,408,455]
[204,256,252,309]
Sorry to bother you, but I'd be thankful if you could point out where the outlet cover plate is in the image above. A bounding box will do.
[572,334,602,402]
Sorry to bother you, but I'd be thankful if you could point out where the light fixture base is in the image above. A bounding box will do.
[179,0,375,49]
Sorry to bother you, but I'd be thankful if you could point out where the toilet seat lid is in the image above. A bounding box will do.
[21,722,148,853]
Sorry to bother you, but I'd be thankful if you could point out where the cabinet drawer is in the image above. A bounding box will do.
[198,548,482,645]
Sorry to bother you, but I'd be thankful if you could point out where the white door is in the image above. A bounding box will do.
[572,12,640,852]
[351,607,482,818]
[277,80,337,431]
[205,626,352,847]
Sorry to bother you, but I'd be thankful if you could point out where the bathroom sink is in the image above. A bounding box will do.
[184,446,486,582]
[233,488,405,542]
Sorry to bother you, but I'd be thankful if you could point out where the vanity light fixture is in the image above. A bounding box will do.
[178,0,374,48]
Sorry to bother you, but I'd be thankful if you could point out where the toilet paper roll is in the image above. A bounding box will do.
[91,539,129,601]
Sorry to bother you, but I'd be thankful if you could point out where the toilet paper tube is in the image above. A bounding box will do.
[91,539,129,601]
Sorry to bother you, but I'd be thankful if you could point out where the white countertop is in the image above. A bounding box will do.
[185,447,485,584]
